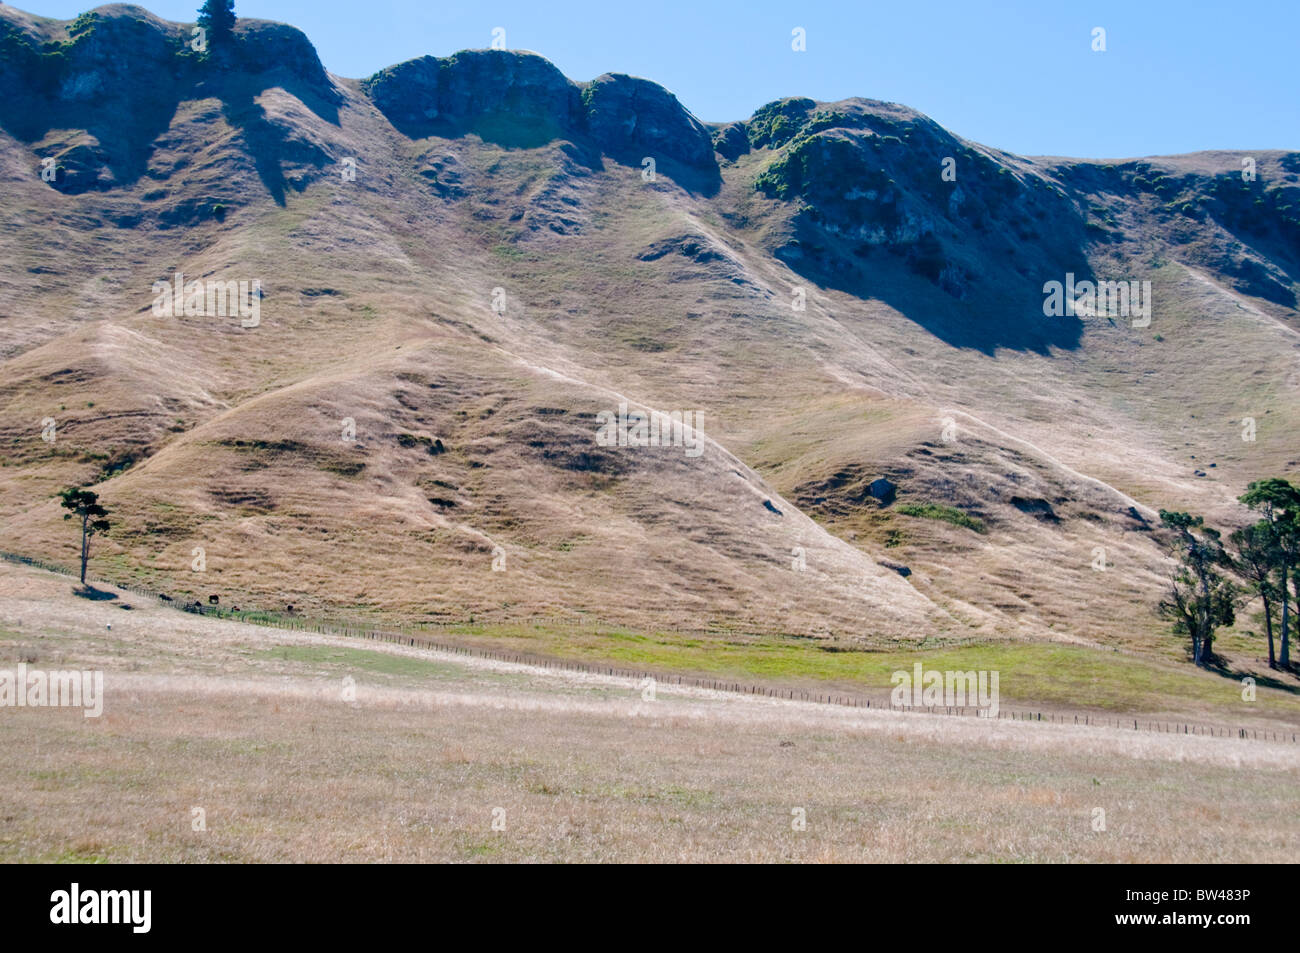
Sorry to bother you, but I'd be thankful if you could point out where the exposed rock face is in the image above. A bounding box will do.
[362,54,442,127]
[364,51,583,143]
[437,52,580,125]
[582,73,716,169]
[54,11,181,102]
[737,95,1300,337]
[749,98,1090,303]
[1054,158,1300,307]
[4,4,1295,315]
[235,18,334,92]
[712,121,749,161]
[0,7,185,157]
[365,57,718,172]
[0,6,337,194]
[1,8,333,110]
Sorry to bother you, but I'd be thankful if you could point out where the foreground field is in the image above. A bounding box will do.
[1,561,1297,862]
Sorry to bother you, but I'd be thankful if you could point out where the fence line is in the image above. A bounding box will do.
[2,551,1295,744]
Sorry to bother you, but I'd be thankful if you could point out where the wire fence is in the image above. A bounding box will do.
[3,550,1296,744]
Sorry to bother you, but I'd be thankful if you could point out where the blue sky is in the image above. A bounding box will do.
[30,0,1300,158]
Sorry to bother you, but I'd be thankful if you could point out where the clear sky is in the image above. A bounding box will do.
[25,0,1300,158]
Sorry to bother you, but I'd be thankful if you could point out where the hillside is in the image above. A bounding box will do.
[1,4,1298,667]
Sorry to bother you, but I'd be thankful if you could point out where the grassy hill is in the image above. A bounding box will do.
[1,3,1298,684]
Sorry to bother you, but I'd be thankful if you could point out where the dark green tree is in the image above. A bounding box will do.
[1158,510,1236,667]
[1230,521,1281,667]
[1239,479,1300,668]
[1285,508,1300,666]
[59,487,111,585]
[197,0,236,46]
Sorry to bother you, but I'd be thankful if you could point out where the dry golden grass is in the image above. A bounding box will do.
[1,562,1296,863]
[0,7,1297,660]
[7,685,1297,863]
[3,6,1298,864]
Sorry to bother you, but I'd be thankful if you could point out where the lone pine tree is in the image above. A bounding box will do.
[59,487,111,586]
[197,0,236,46]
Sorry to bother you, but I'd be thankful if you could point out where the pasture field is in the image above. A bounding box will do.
[2,562,1296,863]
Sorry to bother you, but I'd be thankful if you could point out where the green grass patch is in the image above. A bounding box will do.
[433,624,1300,718]
[896,502,986,533]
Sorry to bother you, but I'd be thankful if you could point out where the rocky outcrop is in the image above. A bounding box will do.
[1054,156,1300,306]
[1,8,334,111]
[747,98,1092,307]
[744,97,817,149]
[234,18,334,93]
[712,122,749,161]
[365,56,717,172]
[582,73,715,169]
[0,6,337,194]
[868,477,897,505]
[364,51,582,143]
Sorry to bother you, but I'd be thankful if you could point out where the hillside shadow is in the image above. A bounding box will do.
[0,80,185,192]
[778,233,1089,354]
[1,39,341,198]
[618,151,721,199]
[217,82,289,206]
[389,111,572,153]
[388,114,723,197]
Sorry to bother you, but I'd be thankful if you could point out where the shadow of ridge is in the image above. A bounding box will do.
[0,83,186,191]
[216,81,287,206]
[383,113,720,195]
[777,224,1089,354]
[0,40,342,197]
[603,149,722,199]
[209,62,343,207]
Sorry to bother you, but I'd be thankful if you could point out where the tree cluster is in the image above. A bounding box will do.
[1159,478,1300,668]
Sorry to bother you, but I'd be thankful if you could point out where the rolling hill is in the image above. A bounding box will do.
[2,3,1298,668]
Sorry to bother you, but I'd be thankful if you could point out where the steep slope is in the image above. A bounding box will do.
[1,4,1297,657]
